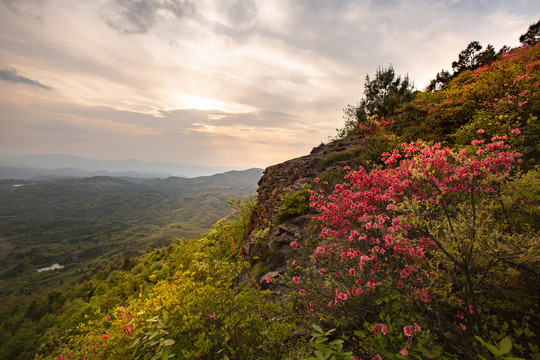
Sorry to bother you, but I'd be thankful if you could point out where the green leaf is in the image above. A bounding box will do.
[130,338,141,348]
[422,344,442,358]
[475,336,488,346]
[499,337,512,355]
[163,339,175,347]
[325,328,336,336]
[476,334,503,355]
[328,339,344,345]
[161,349,170,360]
[422,349,440,358]
[314,349,327,360]
[313,324,324,333]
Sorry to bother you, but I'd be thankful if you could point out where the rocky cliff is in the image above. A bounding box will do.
[242,134,370,285]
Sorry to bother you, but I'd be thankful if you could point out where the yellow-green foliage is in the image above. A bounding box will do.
[45,262,293,360]
[278,185,311,222]
[34,198,296,360]
[392,43,540,161]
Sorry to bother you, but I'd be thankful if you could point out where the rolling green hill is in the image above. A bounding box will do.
[0,169,262,301]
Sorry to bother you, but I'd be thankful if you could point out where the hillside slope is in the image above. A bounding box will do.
[244,43,540,284]
[1,43,539,360]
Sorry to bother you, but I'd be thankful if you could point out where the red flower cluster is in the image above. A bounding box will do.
[291,131,522,356]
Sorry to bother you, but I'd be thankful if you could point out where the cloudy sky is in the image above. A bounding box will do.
[1,0,539,169]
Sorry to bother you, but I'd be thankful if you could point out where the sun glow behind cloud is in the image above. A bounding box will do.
[164,93,253,113]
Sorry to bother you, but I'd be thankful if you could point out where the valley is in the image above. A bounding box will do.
[0,169,262,301]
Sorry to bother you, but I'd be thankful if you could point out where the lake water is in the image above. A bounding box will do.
[37,263,64,273]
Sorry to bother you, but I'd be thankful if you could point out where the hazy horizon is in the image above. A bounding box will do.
[0,153,258,179]
[1,0,539,169]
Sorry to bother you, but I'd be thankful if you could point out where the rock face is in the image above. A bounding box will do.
[255,154,319,227]
[243,135,364,284]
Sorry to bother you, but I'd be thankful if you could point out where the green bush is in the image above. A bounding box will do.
[278,186,311,222]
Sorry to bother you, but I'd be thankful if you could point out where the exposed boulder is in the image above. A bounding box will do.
[243,135,364,283]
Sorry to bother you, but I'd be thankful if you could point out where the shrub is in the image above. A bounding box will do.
[290,130,539,359]
[278,185,312,222]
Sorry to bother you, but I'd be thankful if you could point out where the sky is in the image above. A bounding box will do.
[1,0,539,169]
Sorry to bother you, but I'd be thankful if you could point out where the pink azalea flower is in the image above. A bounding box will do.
[292,276,299,283]
[102,334,108,340]
[420,292,430,302]
[460,323,467,331]
[373,324,387,334]
[477,129,485,133]
[414,323,421,332]
[399,347,409,356]
[335,289,348,300]
[366,279,377,288]
[403,326,413,337]
[457,310,464,319]
[386,204,397,211]
[471,139,484,146]
[266,275,272,283]
[400,267,412,279]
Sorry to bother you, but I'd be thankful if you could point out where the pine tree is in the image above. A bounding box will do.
[519,19,540,45]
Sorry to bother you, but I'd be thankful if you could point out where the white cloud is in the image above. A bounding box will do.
[1,0,540,168]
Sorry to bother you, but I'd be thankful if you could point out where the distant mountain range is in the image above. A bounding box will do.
[0,154,247,179]
[0,167,264,302]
